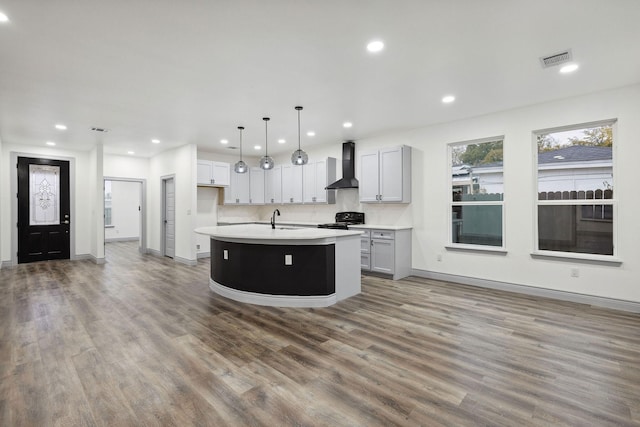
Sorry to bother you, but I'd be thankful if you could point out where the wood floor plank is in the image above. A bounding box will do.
[0,240,639,426]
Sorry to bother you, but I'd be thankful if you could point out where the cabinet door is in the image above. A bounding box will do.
[265,166,282,204]
[197,160,213,185]
[359,150,380,202]
[303,162,318,203]
[379,146,403,202]
[282,164,303,204]
[249,167,265,205]
[226,170,250,204]
[313,159,328,203]
[211,161,230,186]
[371,238,395,274]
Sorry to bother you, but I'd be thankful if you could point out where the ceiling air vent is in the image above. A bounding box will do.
[540,49,572,69]
[90,127,109,132]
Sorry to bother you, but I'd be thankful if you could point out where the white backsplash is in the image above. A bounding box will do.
[217,189,413,226]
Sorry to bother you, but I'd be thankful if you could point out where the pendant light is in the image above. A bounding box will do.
[234,126,248,173]
[259,117,275,170]
[291,106,308,165]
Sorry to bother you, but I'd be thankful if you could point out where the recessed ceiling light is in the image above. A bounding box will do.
[343,122,353,128]
[46,141,56,146]
[55,124,67,130]
[367,40,384,53]
[559,63,579,74]
[128,151,135,155]
[220,139,228,144]
[254,145,261,150]
[442,95,456,103]
[151,139,160,144]
[278,139,286,144]
[306,131,315,137]
[0,12,9,22]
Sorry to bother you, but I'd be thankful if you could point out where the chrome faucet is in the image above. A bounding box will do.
[271,209,281,229]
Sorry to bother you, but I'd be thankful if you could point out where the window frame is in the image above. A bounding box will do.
[447,135,506,252]
[532,119,619,262]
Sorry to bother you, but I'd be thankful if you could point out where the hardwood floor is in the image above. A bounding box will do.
[1,241,639,426]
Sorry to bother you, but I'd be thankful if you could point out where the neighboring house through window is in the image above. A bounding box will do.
[534,120,615,257]
[449,136,505,249]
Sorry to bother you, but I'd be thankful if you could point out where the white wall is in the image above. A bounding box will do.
[0,144,94,262]
[89,144,104,261]
[368,84,639,303]
[149,144,197,263]
[104,154,150,179]
[0,135,3,266]
[105,180,141,241]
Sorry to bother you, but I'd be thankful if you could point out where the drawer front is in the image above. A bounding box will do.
[361,253,371,270]
[371,230,395,240]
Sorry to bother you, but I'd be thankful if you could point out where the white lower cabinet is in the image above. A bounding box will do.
[370,231,396,274]
[354,227,412,280]
[360,230,371,269]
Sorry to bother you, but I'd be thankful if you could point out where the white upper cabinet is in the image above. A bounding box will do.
[265,165,282,205]
[249,167,265,205]
[358,146,411,203]
[224,169,251,204]
[303,157,336,204]
[282,164,304,204]
[197,159,230,187]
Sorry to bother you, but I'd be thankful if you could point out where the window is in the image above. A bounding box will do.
[449,136,504,249]
[104,180,113,227]
[534,120,615,257]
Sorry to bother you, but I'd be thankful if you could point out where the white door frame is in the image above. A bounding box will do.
[103,177,147,254]
[161,175,176,258]
[9,152,76,267]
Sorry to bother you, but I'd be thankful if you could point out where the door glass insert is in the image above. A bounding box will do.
[29,164,60,225]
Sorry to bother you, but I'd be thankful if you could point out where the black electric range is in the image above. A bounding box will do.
[317,212,365,230]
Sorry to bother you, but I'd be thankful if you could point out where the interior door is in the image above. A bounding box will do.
[164,177,175,258]
[17,157,71,263]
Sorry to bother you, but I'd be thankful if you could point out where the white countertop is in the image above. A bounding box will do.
[217,221,412,231]
[195,224,363,240]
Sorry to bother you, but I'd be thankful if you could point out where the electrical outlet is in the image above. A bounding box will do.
[285,254,293,265]
[223,250,228,260]
[571,268,580,278]
[197,244,200,250]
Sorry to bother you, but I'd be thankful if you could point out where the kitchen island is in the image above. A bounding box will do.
[194,224,362,307]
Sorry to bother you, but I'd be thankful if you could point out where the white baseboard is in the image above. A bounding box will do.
[197,252,210,259]
[175,256,198,266]
[74,253,106,265]
[105,237,139,243]
[411,269,640,313]
[148,248,162,257]
[1,260,12,268]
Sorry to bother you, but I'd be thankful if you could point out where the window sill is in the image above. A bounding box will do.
[531,250,622,265]
[445,244,507,255]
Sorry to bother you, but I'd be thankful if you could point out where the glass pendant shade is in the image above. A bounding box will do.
[291,106,308,165]
[260,117,275,170]
[234,160,247,173]
[259,156,274,170]
[234,126,248,173]
[291,149,308,165]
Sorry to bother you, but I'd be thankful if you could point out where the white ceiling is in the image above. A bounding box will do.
[1,0,639,158]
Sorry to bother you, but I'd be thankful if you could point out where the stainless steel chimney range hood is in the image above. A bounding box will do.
[326,142,359,189]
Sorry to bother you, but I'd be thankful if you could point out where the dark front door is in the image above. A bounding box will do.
[17,157,71,263]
